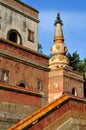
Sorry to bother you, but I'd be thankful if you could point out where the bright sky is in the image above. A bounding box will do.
[22,0,86,59]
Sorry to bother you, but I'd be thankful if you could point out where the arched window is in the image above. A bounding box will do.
[72,88,77,96]
[7,29,22,45]
[16,81,26,88]
[18,83,25,88]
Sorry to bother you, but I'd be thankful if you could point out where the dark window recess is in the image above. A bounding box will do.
[18,83,25,88]
[9,32,17,43]
[7,30,22,45]
[23,21,26,31]
[28,30,34,42]
[84,81,86,97]
[37,79,42,91]
[9,16,12,24]
[1,69,9,83]
[0,17,1,29]
[72,87,77,96]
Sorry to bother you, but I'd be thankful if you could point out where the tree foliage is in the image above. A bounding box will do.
[37,43,43,53]
[67,51,86,97]
[67,51,86,79]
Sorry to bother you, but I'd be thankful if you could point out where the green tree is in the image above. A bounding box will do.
[67,51,86,97]
[37,43,43,53]
[48,53,52,59]
[83,58,86,79]
[67,51,86,77]
[67,51,82,72]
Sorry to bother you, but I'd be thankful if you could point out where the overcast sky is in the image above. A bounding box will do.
[22,0,86,59]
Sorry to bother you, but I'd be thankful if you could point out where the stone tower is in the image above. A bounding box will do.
[0,1,49,129]
[49,13,69,70]
[0,0,39,50]
[48,13,84,103]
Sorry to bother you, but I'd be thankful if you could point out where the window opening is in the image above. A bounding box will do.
[84,81,86,97]
[7,30,22,44]
[37,79,42,91]
[9,32,17,43]
[0,17,1,29]
[28,30,34,42]
[66,82,69,89]
[1,69,9,83]
[72,88,77,96]
[18,83,25,88]
[17,81,26,88]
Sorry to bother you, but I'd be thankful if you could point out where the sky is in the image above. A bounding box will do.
[22,0,86,59]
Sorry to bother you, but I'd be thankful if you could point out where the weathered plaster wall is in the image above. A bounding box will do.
[0,0,39,50]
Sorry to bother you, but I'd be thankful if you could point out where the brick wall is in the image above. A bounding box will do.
[63,67,84,97]
[0,82,43,130]
[48,67,84,102]
[8,94,86,130]
[0,89,41,107]
[0,39,49,96]
[27,96,86,130]
[0,39,49,65]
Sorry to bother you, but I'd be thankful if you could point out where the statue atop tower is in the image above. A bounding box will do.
[49,13,69,70]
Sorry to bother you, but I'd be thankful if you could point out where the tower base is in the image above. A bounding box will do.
[48,67,84,102]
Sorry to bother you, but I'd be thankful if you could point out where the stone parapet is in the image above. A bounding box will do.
[0,38,49,71]
[0,0,39,20]
[8,94,86,130]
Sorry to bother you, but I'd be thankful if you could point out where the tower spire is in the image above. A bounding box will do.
[49,13,69,70]
[54,13,64,43]
[54,13,63,25]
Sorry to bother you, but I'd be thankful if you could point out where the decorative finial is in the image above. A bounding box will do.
[54,13,63,26]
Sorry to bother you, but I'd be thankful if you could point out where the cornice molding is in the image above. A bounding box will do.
[0,1,39,23]
[0,38,48,60]
[0,83,42,98]
[0,48,49,71]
